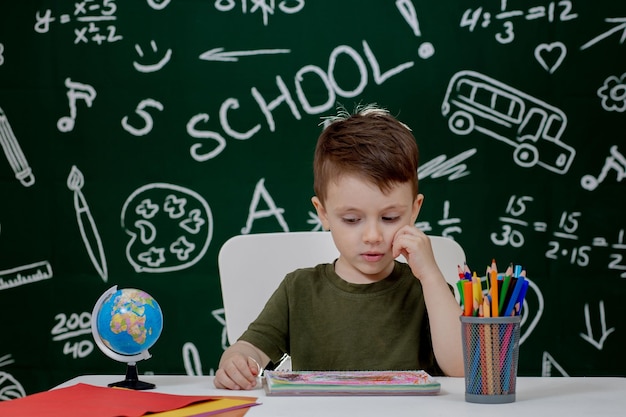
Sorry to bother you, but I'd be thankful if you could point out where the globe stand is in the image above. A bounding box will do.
[108,362,155,390]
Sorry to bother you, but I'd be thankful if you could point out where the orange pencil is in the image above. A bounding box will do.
[490,264,499,317]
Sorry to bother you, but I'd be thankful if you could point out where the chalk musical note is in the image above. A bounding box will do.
[0,107,35,187]
[57,78,97,133]
[67,166,108,282]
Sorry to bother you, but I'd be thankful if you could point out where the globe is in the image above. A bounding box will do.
[91,286,163,389]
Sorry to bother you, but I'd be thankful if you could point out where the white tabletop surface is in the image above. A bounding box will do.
[55,375,626,417]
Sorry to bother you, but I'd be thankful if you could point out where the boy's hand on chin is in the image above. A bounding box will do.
[392,226,440,282]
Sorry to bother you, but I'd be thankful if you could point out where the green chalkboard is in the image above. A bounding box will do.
[1,0,625,396]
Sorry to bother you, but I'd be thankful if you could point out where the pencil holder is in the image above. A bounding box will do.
[460,316,521,404]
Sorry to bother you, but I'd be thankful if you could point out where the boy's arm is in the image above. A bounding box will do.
[214,340,271,390]
[393,227,464,377]
[419,270,464,377]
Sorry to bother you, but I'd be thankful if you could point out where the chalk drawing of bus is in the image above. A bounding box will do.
[441,70,575,174]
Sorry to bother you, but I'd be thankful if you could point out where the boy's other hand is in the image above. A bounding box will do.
[215,354,260,390]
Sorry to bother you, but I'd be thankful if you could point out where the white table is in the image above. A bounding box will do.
[56,375,626,417]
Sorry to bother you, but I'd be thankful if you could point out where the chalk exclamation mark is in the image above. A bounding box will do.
[396,0,434,59]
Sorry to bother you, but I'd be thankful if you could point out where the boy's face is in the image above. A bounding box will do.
[312,174,423,284]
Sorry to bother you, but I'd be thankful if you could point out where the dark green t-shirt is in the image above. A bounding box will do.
[239,261,444,375]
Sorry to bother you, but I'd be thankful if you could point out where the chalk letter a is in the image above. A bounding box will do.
[241,178,289,234]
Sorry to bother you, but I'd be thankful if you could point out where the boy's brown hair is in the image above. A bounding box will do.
[313,104,419,204]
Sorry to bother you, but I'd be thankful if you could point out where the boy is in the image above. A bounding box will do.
[215,104,464,390]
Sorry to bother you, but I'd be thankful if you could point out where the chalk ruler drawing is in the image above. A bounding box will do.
[0,107,34,187]
[121,183,213,273]
[67,166,108,282]
[0,261,53,291]
[442,70,575,174]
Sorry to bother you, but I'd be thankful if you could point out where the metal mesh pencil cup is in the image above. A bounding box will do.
[460,316,521,404]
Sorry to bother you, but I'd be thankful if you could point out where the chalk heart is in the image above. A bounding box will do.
[534,42,567,74]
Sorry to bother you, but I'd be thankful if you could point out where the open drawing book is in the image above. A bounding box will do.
[263,370,441,396]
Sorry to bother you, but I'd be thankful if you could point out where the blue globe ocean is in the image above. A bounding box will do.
[96,288,163,356]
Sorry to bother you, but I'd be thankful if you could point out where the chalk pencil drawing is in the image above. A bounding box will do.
[442,70,575,174]
[0,106,35,187]
[534,42,567,74]
[121,183,213,273]
[67,166,108,282]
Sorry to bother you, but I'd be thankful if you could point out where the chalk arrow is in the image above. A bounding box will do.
[199,47,290,62]
[580,17,626,50]
[579,301,615,350]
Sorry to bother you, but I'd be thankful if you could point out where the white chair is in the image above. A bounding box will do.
[217,231,466,348]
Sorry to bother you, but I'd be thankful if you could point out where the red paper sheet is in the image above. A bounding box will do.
[0,383,243,417]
